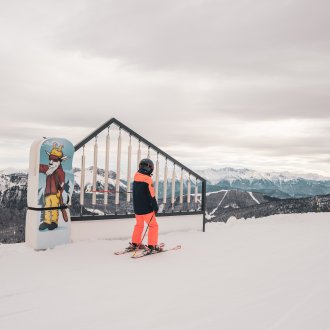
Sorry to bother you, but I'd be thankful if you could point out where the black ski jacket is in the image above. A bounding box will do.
[133,171,159,215]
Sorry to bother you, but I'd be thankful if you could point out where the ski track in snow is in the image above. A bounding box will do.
[210,190,228,216]
[248,191,260,204]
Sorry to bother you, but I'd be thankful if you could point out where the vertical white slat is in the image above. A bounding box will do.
[126,136,132,203]
[155,154,160,201]
[115,130,122,205]
[137,141,141,170]
[194,178,198,204]
[179,168,184,205]
[171,164,176,209]
[187,173,191,205]
[80,146,85,206]
[92,138,98,205]
[104,131,110,205]
[163,160,168,205]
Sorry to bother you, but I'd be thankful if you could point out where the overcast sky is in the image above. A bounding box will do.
[0,0,329,176]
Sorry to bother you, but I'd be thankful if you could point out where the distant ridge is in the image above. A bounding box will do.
[198,167,330,198]
[198,167,330,184]
[0,168,28,175]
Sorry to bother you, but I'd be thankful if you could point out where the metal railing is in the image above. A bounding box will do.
[71,118,207,231]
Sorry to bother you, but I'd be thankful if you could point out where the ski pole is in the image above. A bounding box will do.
[132,212,155,258]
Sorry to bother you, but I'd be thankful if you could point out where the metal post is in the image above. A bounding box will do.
[115,129,122,212]
[155,153,159,201]
[187,173,191,211]
[194,178,198,210]
[80,146,85,215]
[171,164,176,212]
[137,140,141,170]
[163,159,168,211]
[104,128,110,205]
[92,137,98,206]
[126,135,132,207]
[179,168,184,210]
[202,180,206,232]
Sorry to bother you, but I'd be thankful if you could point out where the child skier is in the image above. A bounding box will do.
[127,158,161,254]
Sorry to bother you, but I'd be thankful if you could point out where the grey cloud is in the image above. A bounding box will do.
[208,81,330,120]
[57,0,330,70]
[152,118,330,158]
[53,0,330,120]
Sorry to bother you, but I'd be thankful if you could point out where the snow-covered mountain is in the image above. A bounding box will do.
[198,167,330,184]
[73,166,127,193]
[198,167,330,198]
[0,169,28,208]
[0,168,28,176]
[1,166,330,210]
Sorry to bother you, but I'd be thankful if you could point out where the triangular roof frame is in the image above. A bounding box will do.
[73,117,206,231]
[75,117,205,182]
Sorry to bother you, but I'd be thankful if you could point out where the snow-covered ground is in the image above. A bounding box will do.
[1,213,330,330]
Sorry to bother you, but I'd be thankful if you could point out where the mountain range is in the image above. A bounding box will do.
[2,167,330,204]
[198,167,330,198]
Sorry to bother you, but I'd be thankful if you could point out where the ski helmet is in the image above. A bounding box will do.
[139,158,154,175]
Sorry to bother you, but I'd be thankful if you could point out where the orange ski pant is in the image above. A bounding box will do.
[132,212,158,246]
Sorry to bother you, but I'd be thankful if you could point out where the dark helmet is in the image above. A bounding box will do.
[139,158,154,175]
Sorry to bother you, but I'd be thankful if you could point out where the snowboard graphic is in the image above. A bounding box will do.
[26,138,74,250]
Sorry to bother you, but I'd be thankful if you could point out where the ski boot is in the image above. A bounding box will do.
[125,242,145,253]
[146,244,164,255]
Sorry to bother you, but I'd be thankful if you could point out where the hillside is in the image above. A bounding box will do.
[206,190,330,222]
[1,213,330,330]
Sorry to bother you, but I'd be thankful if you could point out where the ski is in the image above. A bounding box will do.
[114,244,147,255]
[131,244,181,259]
[114,249,134,256]
[130,242,165,257]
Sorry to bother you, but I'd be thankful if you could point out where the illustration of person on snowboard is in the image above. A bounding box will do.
[39,142,68,231]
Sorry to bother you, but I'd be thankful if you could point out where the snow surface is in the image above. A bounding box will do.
[1,213,330,330]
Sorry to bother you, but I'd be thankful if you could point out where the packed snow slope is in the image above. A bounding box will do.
[1,213,330,330]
